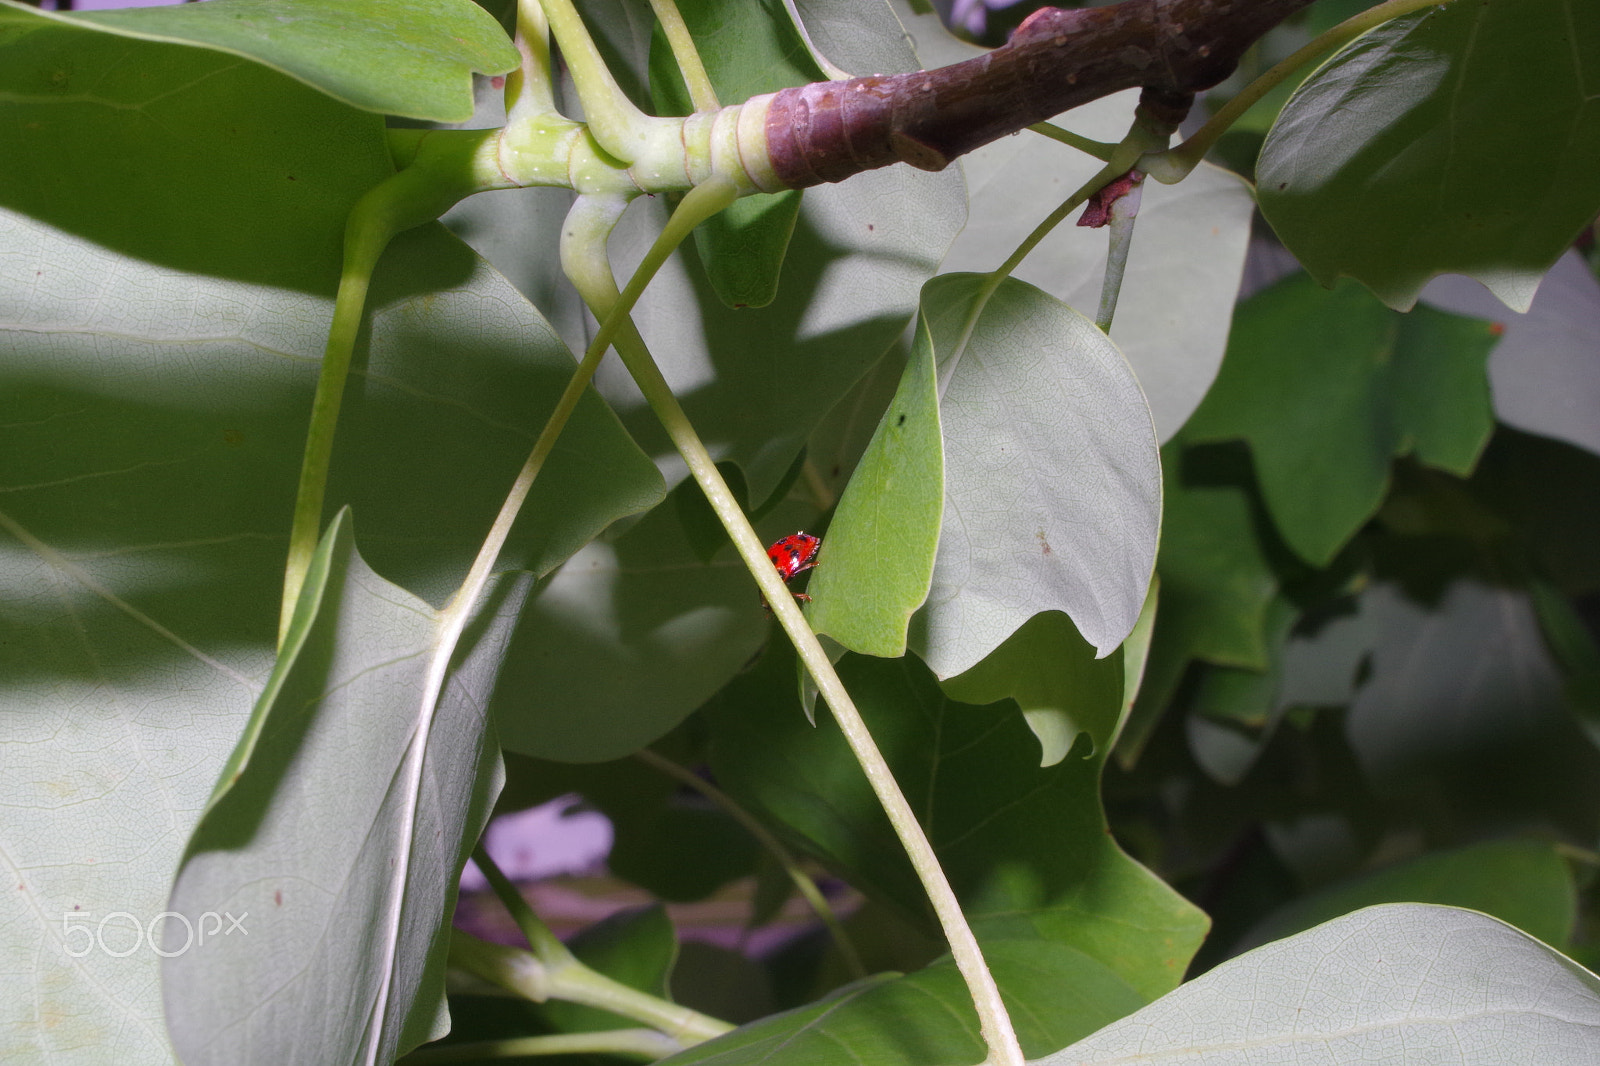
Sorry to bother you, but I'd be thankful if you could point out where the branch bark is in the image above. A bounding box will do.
[763,0,1315,188]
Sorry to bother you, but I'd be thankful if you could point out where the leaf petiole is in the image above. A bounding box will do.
[280,131,504,644]
[634,749,868,979]
[1094,171,1145,332]
[649,0,719,112]
[400,1028,681,1063]
[506,0,557,118]
[1028,121,1118,161]
[447,928,731,1044]
[463,849,732,1044]
[565,207,1028,1066]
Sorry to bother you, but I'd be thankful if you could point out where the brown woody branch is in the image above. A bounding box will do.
[763,0,1315,188]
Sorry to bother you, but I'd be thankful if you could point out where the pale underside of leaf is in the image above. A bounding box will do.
[1422,252,1600,462]
[164,512,516,1065]
[1045,903,1600,1065]
[910,274,1161,677]
[940,89,1254,443]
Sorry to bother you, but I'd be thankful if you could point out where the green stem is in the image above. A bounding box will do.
[537,0,656,163]
[634,749,868,979]
[994,153,1137,286]
[1553,841,1600,868]
[1144,0,1453,182]
[930,150,1132,388]
[565,225,1024,1064]
[1094,175,1143,332]
[1027,121,1117,161]
[649,0,719,112]
[507,0,558,119]
[401,1029,681,1063]
[955,115,1167,359]
[613,328,1023,1066]
[414,181,753,1065]
[280,127,515,644]
[280,217,381,643]
[440,335,606,622]
[421,179,754,1052]
[278,150,476,640]
[441,181,742,632]
[449,930,733,1044]
[437,261,613,622]
[472,845,572,964]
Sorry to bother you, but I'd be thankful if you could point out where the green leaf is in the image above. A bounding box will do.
[1047,904,1600,1065]
[505,709,752,910]
[1257,3,1600,312]
[490,491,785,762]
[654,975,897,1066]
[1185,596,1299,786]
[1245,569,1600,838]
[687,192,805,310]
[1182,274,1498,566]
[609,805,760,903]
[707,644,1206,1000]
[1154,444,1281,670]
[0,14,662,595]
[165,510,512,1064]
[333,228,668,603]
[1236,839,1576,956]
[939,91,1256,441]
[1530,579,1600,752]
[657,940,1141,1066]
[0,44,373,1064]
[4,0,518,122]
[1192,598,1298,732]
[805,342,910,502]
[1116,577,1160,732]
[0,35,657,1058]
[0,21,388,293]
[908,274,1161,674]
[940,612,1124,768]
[1472,428,1600,596]
[671,942,776,1026]
[806,319,942,657]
